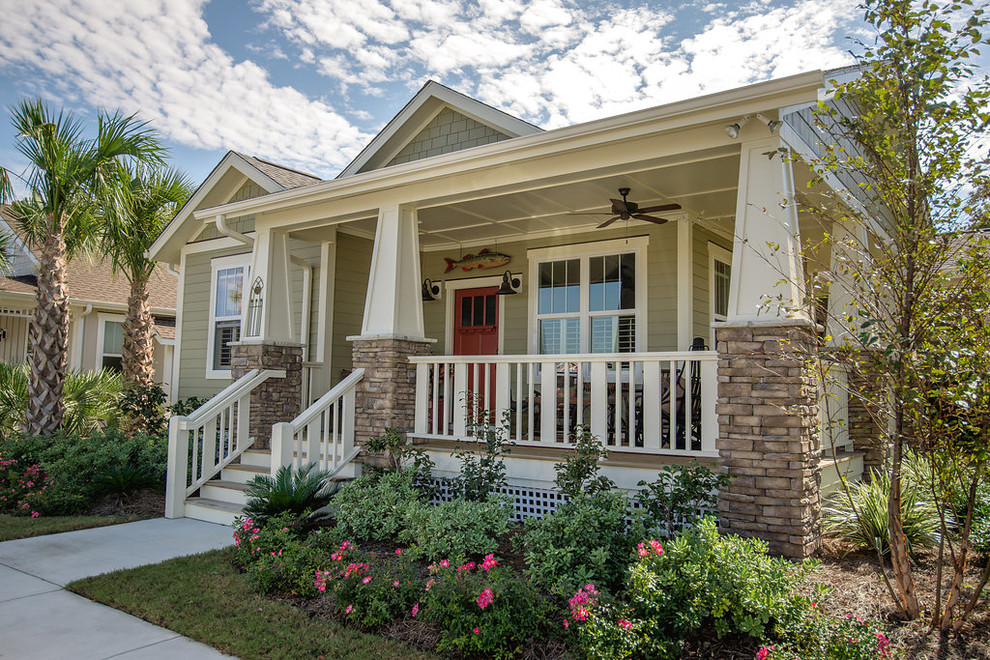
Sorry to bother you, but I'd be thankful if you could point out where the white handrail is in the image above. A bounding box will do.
[412,352,718,457]
[271,369,364,478]
[165,369,286,518]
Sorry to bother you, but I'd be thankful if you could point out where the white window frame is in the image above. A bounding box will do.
[527,236,649,354]
[708,242,732,323]
[96,313,125,372]
[207,254,251,379]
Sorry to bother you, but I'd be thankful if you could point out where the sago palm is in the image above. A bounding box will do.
[103,163,191,386]
[0,99,163,437]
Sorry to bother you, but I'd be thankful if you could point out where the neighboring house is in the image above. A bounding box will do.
[0,205,178,391]
[152,74,875,557]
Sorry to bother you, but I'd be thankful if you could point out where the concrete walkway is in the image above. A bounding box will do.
[0,517,234,659]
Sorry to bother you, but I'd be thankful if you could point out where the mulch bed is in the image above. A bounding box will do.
[88,489,165,518]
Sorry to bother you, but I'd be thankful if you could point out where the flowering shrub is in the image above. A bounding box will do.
[569,519,815,659]
[232,513,326,596]
[0,458,50,517]
[760,609,894,659]
[399,495,512,562]
[313,540,423,629]
[521,491,633,595]
[422,555,550,659]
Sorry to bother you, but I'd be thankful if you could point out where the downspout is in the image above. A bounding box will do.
[70,303,93,370]
[214,214,254,248]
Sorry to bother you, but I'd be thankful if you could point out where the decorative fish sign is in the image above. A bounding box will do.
[443,248,510,273]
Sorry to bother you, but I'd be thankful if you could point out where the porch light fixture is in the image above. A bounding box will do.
[724,115,750,139]
[422,278,441,301]
[495,270,521,296]
[756,113,782,135]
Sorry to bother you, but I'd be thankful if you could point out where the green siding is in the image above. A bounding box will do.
[419,223,682,355]
[387,107,510,167]
[692,228,733,345]
[330,233,373,383]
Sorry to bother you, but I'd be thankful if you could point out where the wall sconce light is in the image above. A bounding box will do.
[422,278,441,301]
[756,113,782,135]
[724,115,750,139]
[495,270,521,295]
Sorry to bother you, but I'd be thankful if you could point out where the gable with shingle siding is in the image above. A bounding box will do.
[387,107,511,167]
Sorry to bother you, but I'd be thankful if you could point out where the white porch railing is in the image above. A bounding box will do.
[271,368,364,477]
[411,352,718,457]
[165,368,286,518]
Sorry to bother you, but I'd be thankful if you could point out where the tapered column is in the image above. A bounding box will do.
[246,225,295,342]
[360,204,425,340]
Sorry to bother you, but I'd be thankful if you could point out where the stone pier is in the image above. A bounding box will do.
[230,340,303,449]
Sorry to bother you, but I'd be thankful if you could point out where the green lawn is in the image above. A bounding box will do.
[0,514,143,542]
[68,548,440,660]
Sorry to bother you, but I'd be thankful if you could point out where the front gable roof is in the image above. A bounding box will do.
[149,151,321,264]
[337,80,542,178]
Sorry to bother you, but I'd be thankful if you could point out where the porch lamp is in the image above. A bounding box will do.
[756,113,782,135]
[724,115,751,139]
[422,278,441,301]
[495,270,521,295]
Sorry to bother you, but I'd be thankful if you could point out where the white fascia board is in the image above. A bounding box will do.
[148,151,286,264]
[338,80,542,178]
[196,71,827,224]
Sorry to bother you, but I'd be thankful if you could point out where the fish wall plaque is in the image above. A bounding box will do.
[443,248,511,273]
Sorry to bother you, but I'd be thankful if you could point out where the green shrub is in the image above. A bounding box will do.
[632,461,729,539]
[450,409,512,501]
[571,518,814,660]
[233,513,327,596]
[554,426,615,499]
[823,465,941,557]
[169,395,208,417]
[760,609,893,660]
[399,495,512,562]
[119,383,168,437]
[244,463,339,525]
[332,469,423,542]
[315,540,423,629]
[0,457,51,516]
[365,427,435,481]
[421,557,550,659]
[93,464,158,499]
[521,491,632,595]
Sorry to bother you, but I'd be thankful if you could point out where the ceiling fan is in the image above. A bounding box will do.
[576,188,682,229]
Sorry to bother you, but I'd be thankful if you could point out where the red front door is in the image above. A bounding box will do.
[454,287,499,421]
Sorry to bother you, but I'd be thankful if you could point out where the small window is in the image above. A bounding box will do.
[709,243,732,322]
[207,256,250,378]
[100,318,124,372]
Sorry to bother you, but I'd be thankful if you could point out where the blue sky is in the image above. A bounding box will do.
[0,0,868,188]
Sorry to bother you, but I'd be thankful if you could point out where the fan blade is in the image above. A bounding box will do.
[597,216,621,229]
[567,212,621,216]
[636,203,681,213]
[632,214,669,225]
[610,198,632,215]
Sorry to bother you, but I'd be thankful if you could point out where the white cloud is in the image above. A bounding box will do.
[0,0,370,177]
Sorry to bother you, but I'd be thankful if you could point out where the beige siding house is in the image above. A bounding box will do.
[153,75,874,557]
[0,206,177,390]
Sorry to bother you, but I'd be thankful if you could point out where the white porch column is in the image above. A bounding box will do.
[677,218,693,349]
[360,204,425,340]
[727,137,809,322]
[248,225,295,342]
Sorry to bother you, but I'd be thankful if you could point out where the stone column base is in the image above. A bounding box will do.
[349,335,434,462]
[230,340,303,449]
[715,320,822,558]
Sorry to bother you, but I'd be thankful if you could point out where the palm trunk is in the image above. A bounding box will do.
[122,273,154,386]
[25,225,69,437]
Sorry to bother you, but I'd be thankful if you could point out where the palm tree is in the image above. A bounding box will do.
[104,163,191,386]
[0,99,163,437]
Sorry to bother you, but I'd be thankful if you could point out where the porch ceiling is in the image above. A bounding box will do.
[334,148,741,250]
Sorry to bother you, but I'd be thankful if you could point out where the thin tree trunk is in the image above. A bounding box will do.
[25,224,69,437]
[122,272,154,386]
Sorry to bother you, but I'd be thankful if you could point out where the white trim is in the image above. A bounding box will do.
[96,313,125,371]
[676,219,693,351]
[171,250,186,402]
[206,254,251,379]
[182,236,252,255]
[442,275,508,355]
[527,236,649,354]
[708,241,733,343]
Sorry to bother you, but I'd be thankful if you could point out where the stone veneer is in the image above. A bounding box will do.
[230,341,303,449]
[715,321,822,558]
[350,336,433,462]
[845,360,888,479]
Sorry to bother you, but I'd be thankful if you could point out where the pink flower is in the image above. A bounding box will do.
[476,588,494,609]
[362,576,372,584]
[568,584,599,621]
[755,646,772,660]
[637,542,649,557]
[425,579,435,592]
[411,603,419,618]
[472,627,480,635]
[345,604,353,614]
[649,540,664,555]
[562,619,570,629]
[395,548,402,555]
[439,559,449,567]
[458,562,476,573]
[393,580,400,587]
[30,511,39,518]
[482,554,498,571]
[617,619,632,630]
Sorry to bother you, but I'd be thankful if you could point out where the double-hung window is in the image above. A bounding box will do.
[207,255,250,378]
[529,237,647,354]
[708,243,732,322]
[98,314,125,372]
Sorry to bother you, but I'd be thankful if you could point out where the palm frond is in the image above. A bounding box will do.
[244,463,340,524]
